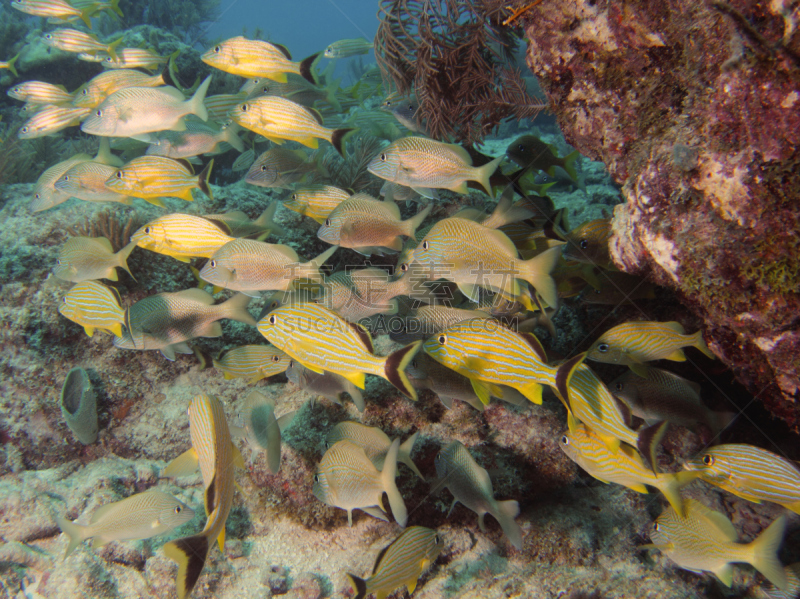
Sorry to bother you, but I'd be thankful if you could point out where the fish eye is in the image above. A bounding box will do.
[174,506,182,514]
[56,259,61,265]
[400,263,408,272]
[21,126,28,133]
[324,218,331,227]
[241,104,248,112]
[96,109,102,117]
[580,239,589,250]
[62,296,68,303]
[615,382,624,391]
[271,355,280,362]
[270,301,278,308]
[105,56,113,62]
[411,359,417,368]
[422,240,429,250]
[702,454,714,466]
[653,522,660,531]
[269,315,277,325]
[313,474,319,482]
[434,534,440,544]
[144,227,150,234]
[214,46,221,53]
[210,260,216,268]
[560,435,569,445]
[437,334,446,345]
[34,193,41,199]
[380,153,386,161]
[597,343,609,353]
[45,34,52,40]
[291,193,297,200]
[517,144,525,151]
[63,175,69,182]
[116,171,123,178]
[82,88,88,95]
[260,165,267,171]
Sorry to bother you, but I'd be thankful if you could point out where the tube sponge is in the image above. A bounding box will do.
[60,368,98,444]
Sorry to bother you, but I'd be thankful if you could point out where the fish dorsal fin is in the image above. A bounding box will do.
[272,244,300,261]
[173,157,195,174]
[307,107,324,126]
[665,321,686,334]
[95,237,114,252]
[204,218,233,235]
[451,208,485,222]
[273,42,292,60]
[445,142,473,165]
[517,331,547,363]
[89,502,118,524]
[699,506,738,542]
[347,321,374,353]
[205,474,217,516]
[485,226,519,257]
[174,288,215,304]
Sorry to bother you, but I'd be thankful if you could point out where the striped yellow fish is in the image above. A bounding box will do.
[18,104,89,139]
[73,69,167,109]
[98,47,173,71]
[30,153,92,212]
[199,242,336,295]
[423,318,582,406]
[282,184,351,224]
[105,156,213,203]
[203,92,247,123]
[645,499,788,590]
[367,136,504,198]
[43,28,122,61]
[55,489,193,558]
[561,218,614,269]
[7,81,73,104]
[317,193,431,255]
[145,121,244,158]
[11,0,93,27]
[324,37,373,59]
[313,439,408,527]
[285,361,364,412]
[407,217,562,309]
[231,95,353,156]
[54,236,134,282]
[81,75,212,137]
[131,214,235,262]
[202,36,318,84]
[114,290,256,361]
[53,161,132,205]
[212,344,290,383]
[163,394,244,599]
[560,423,697,516]
[347,527,442,599]
[58,280,126,337]
[0,54,19,77]
[434,440,522,549]
[257,302,420,399]
[684,444,800,514]
[326,422,423,480]
[587,321,715,374]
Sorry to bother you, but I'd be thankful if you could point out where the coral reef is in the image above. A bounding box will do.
[520,0,800,429]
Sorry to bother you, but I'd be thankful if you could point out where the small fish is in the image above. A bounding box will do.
[381,96,426,134]
[212,344,290,383]
[72,68,167,109]
[202,37,318,84]
[367,136,504,198]
[11,0,93,27]
[29,153,92,212]
[282,184,351,224]
[587,321,715,374]
[561,218,614,269]
[0,54,19,77]
[317,193,431,255]
[286,360,365,411]
[98,47,172,71]
[506,135,580,184]
[43,28,121,61]
[203,92,247,123]
[258,303,421,399]
[326,422,423,480]
[245,147,325,189]
[324,37,372,58]
[163,394,244,599]
[233,389,294,474]
[7,80,73,104]
[560,423,697,516]
[231,95,353,156]
[131,214,235,262]
[53,161,132,205]
[347,526,442,599]
[313,438,408,527]
[56,489,193,558]
[54,236,134,282]
[58,280,126,337]
[231,148,255,172]
[434,440,522,549]
[81,75,212,137]
[683,444,800,515]
[203,205,284,240]
[645,499,788,590]
[611,367,734,435]
[245,73,341,111]
[105,156,213,203]
[146,121,244,158]
[199,241,336,296]
[18,104,89,139]
[114,289,256,361]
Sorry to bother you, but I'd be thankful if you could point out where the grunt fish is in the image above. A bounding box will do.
[324,37,373,59]
[245,147,325,189]
[146,121,244,158]
[282,184,351,224]
[389,305,492,344]
[30,153,92,212]
[53,161,132,205]
[18,104,89,139]
[72,68,168,109]
[202,36,318,84]
[8,80,73,104]
[54,236,134,282]
[131,214,235,262]
[58,280,126,337]
[561,218,614,269]
[43,28,121,60]
[105,156,213,202]
[212,344,290,383]
[286,360,365,412]
[326,421,423,480]
[98,47,173,71]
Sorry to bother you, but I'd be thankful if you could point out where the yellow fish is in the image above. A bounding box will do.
[43,28,122,61]
[73,69,168,109]
[645,498,788,590]
[230,95,353,156]
[18,104,89,139]
[212,344,291,383]
[202,36,318,84]
[282,184,351,224]
[54,236,135,282]
[58,280,126,337]
[324,37,373,59]
[347,527,443,599]
[163,394,244,599]
[105,156,213,202]
[131,214,235,262]
[98,47,174,71]
[30,153,92,212]
[7,80,73,104]
[11,0,93,27]
[53,161,132,205]
[203,92,247,123]
[0,54,19,77]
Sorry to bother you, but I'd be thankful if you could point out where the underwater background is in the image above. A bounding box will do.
[0,0,798,598]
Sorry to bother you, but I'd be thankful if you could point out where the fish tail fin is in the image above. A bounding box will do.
[189,75,213,122]
[79,9,92,28]
[346,574,368,599]
[223,123,244,152]
[562,149,581,183]
[163,534,210,599]
[383,341,421,400]
[106,38,123,63]
[254,202,286,238]
[554,352,586,408]
[707,410,736,436]
[404,203,432,238]
[750,515,788,591]
[55,514,86,558]
[637,420,669,473]
[691,330,715,360]
[398,431,424,480]
[380,438,408,527]
[115,240,137,281]
[109,0,124,17]
[521,245,561,310]
[331,128,355,157]
[6,53,19,77]
[657,471,698,518]
[494,500,523,549]
[476,155,504,197]
[197,159,214,199]
[299,52,320,85]
[219,293,257,326]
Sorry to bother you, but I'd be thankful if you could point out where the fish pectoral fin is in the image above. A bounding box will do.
[411,186,437,200]
[457,283,481,302]
[447,498,459,518]
[150,519,162,529]
[340,370,366,389]
[163,448,199,477]
[360,506,389,522]
[567,410,580,433]
[518,382,544,405]
[91,536,110,549]
[83,326,95,337]
[628,363,651,378]
[470,379,492,405]
[713,563,734,587]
